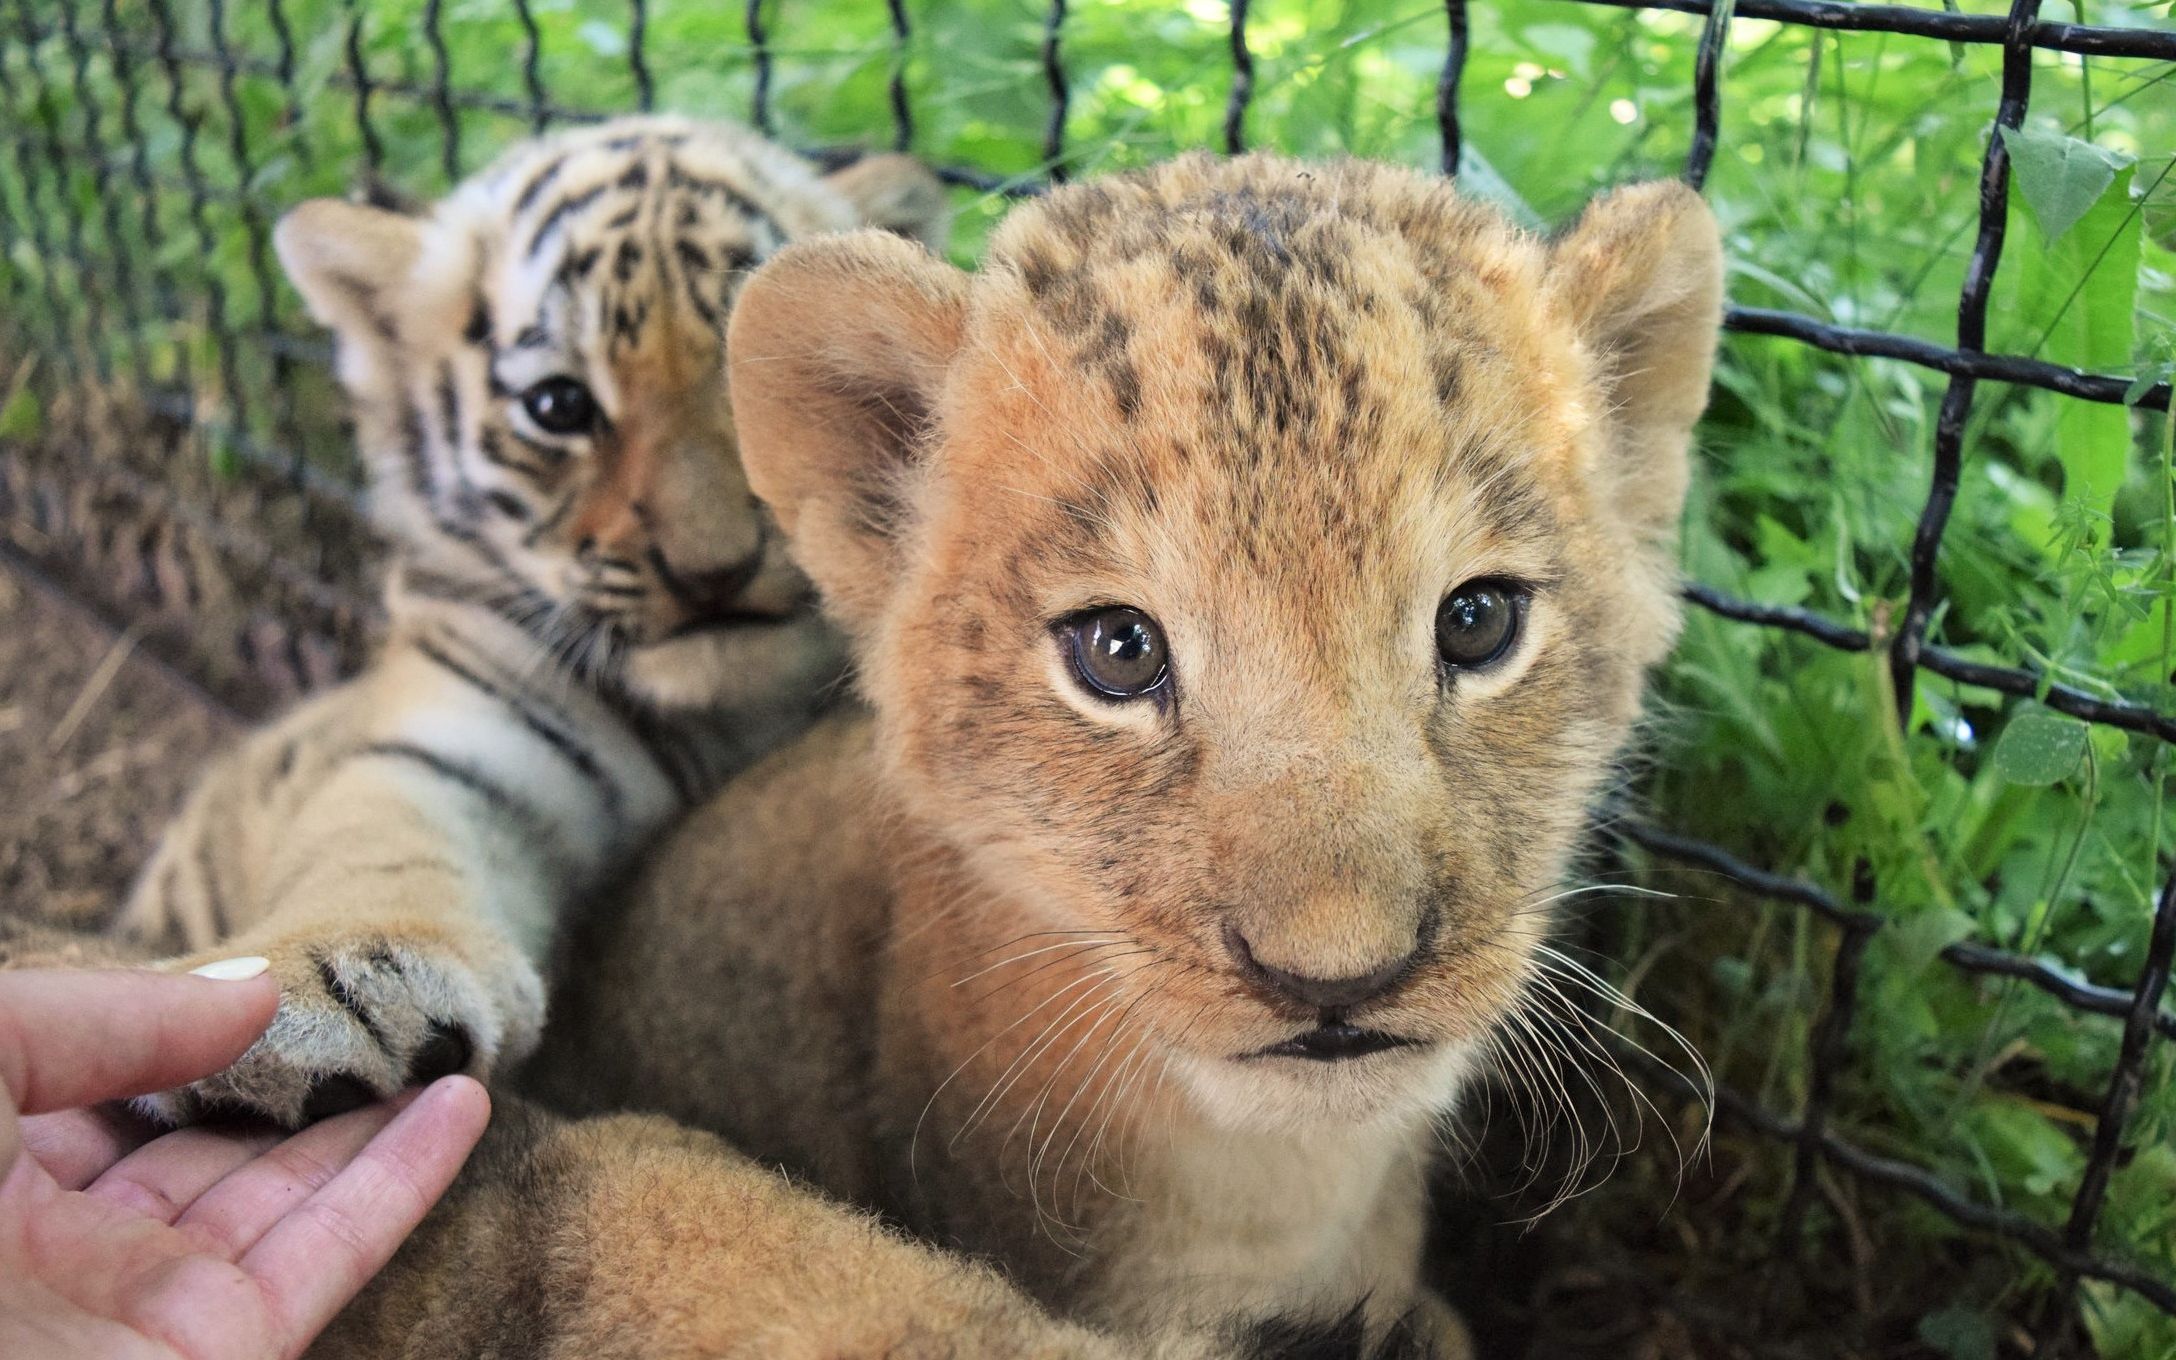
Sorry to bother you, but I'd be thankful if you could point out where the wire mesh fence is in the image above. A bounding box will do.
[0,0,2171,1350]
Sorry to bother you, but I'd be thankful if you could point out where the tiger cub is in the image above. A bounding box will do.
[115,115,950,1126]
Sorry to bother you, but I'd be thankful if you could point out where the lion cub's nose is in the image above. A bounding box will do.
[1223,922,1427,1012]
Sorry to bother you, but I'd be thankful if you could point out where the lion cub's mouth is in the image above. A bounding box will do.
[1246,1024,1423,1063]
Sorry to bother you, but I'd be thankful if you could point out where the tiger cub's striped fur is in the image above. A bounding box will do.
[116,116,950,1126]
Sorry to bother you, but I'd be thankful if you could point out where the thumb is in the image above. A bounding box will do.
[0,964,280,1115]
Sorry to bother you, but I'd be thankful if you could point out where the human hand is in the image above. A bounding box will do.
[0,961,491,1360]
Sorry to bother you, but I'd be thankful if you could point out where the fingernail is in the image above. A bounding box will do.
[189,956,270,981]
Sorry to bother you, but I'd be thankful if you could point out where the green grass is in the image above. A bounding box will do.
[1,0,2172,1352]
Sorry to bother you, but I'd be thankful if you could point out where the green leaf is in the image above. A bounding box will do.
[2139,156,2176,251]
[1994,158,2140,527]
[1890,907,1978,977]
[1919,1306,1998,1360]
[1991,710,2089,786]
[2000,126,2132,244]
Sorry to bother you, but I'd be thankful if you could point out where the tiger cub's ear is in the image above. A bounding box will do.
[823,154,953,255]
[726,228,970,640]
[274,197,428,345]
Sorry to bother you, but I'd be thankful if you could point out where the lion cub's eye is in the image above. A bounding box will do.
[1059,606,1170,702]
[1435,579,1524,671]
[520,377,598,436]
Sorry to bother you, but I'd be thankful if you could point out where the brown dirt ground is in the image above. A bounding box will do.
[0,553,238,930]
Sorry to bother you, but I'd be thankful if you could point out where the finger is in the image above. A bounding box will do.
[173,1096,408,1260]
[0,966,279,1114]
[242,1076,490,1354]
[20,1104,160,1190]
[84,1121,285,1223]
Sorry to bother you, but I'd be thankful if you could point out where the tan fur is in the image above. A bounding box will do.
[113,117,951,1126]
[499,155,1722,1352]
[316,1098,1188,1360]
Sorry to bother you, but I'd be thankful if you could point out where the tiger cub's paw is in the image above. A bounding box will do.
[142,930,543,1128]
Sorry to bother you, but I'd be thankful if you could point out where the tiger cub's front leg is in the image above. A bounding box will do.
[117,635,678,1126]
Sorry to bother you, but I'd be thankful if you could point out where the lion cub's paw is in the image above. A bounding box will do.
[142,931,541,1127]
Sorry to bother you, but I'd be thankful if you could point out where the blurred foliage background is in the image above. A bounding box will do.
[1,0,2172,1354]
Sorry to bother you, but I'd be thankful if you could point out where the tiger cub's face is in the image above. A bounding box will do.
[276,116,949,709]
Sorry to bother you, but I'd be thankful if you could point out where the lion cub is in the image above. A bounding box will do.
[530,153,1721,1350]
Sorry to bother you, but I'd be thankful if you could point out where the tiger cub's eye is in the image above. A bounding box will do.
[1061,607,1170,702]
[521,377,598,435]
[1435,580,1523,671]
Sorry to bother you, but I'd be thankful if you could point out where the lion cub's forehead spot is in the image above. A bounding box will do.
[958,157,1583,613]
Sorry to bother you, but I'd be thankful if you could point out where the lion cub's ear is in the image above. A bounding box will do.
[274,197,428,346]
[1548,181,1723,553]
[728,230,971,639]
[823,154,953,254]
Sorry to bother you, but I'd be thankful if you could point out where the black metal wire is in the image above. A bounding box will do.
[1,0,2172,1336]
[340,0,383,172]
[50,0,147,383]
[1684,0,1732,189]
[746,0,773,136]
[512,0,548,133]
[1041,0,1070,179]
[1436,0,1466,177]
[1564,0,2176,60]
[146,0,247,433]
[1224,0,1252,156]
[629,0,654,113]
[885,0,912,152]
[424,0,463,178]
[1892,0,2038,728]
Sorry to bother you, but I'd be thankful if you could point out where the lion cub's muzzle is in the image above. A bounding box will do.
[1226,906,1444,1062]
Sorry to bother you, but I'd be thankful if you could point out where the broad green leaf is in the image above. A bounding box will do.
[1991,710,2089,786]
[1999,125,2131,244]
[1995,160,2140,527]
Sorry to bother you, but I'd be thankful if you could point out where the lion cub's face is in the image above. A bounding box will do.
[732,156,1721,1127]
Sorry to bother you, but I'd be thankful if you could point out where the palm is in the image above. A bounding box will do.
[0,968,489,1360]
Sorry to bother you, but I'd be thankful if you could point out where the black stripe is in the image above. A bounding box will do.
[509,430,570,467]
[399,401,438,504]
[485,489,534,523]
[350,740,565,859]
[521,488,579,548]
[478,430,553,482]
[664,161,777,235]
[415,636,627,829]
[511,152,570,216]
[402,566,558,629]
[263,854,466,910]
[526,184,606,260]
[463,291,492,347]
[436,361,463,446]
[595,689,702,805]
[315,953,393,1055]
[193,838,232,939]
